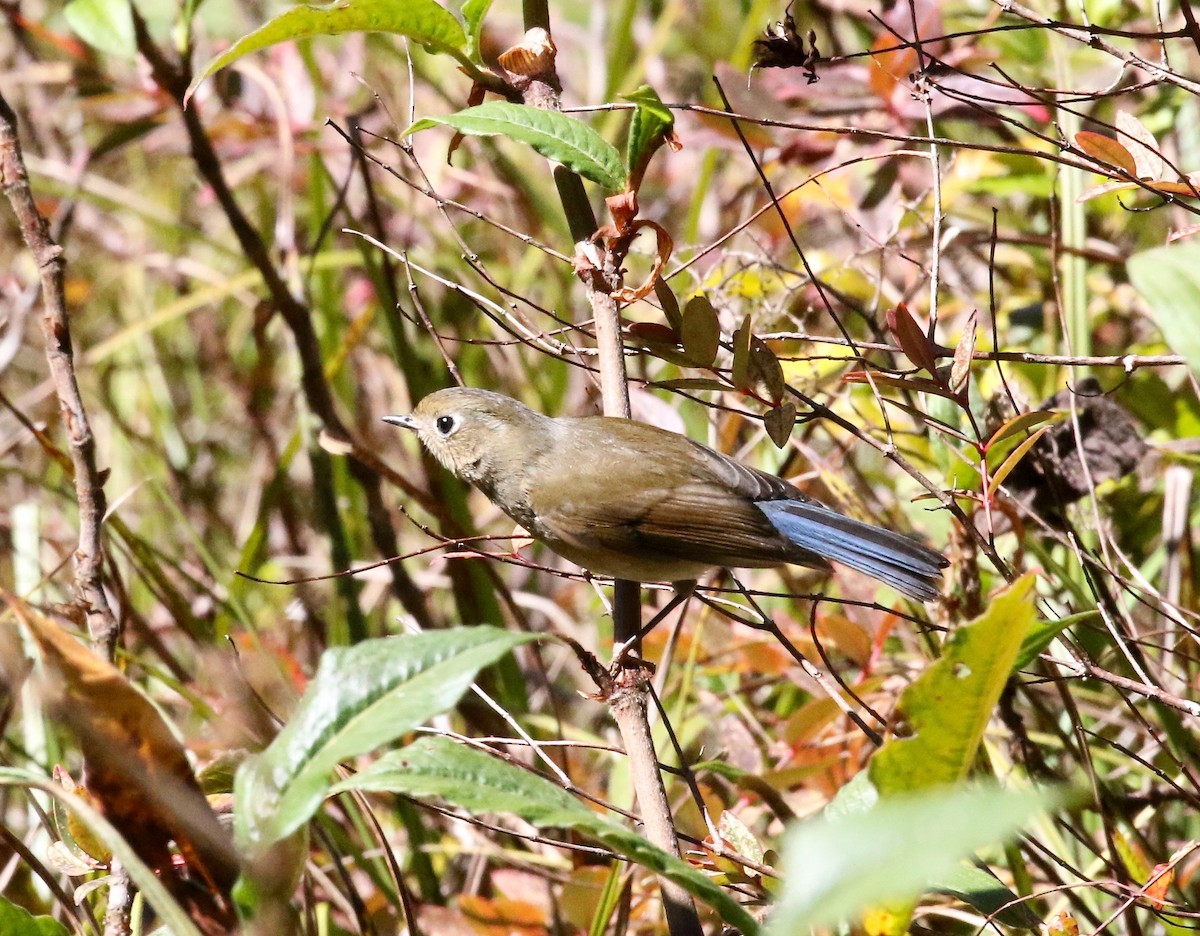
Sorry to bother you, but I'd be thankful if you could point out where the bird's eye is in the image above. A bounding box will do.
[435,415,457,436]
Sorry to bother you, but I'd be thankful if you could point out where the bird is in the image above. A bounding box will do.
[383,388,946,601]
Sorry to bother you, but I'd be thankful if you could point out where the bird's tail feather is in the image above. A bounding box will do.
[757,500,947,601]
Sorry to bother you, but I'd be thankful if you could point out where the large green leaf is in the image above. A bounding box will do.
[0,893,70,936]
[869,572,1038,794]
[0,769,203,936]
[234,627,537,855]
[187,0,469,101]
[460,0,493,63]
[767,785,1058,934]
[407,102,625,192]
[64,0,135,58]
[336,735,762,935]
[1129,241,1200,376]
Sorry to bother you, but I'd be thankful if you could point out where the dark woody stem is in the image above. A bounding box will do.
[517,4,703,934]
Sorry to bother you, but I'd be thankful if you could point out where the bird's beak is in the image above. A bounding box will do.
[382,414,418,430]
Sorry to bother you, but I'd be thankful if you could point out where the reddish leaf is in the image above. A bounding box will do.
[886,302,939,376]
[1139,863,1174,910]
[1116,111,1164,179]
[843,370,964,402]
[1074,131,1136,175]
[680,294,720,367]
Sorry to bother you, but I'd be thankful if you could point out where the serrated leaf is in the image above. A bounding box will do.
[187,0,468,102]
[1074,131,1136,175]
[764,402,796,448]
[680,295,720,366]
[64,0,135,58]
[886,302,939,376]
[407,102,624,192]
[460,0,493,62]
[870,573,1038,795]
[1129,241,1200,375]
[1116,111,1163,180]
[768,785,1059,934]
[234,627,537,856]
[337,736,762,935]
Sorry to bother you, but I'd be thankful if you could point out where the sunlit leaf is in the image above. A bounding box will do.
[1128,242,1200,376]
[187,0,469,102]
[235,627,537,856]
[985,410,1060,449]
[407,102,625,192]
[768,785,1059,933]
[337,736,762,935]
[989,423,1052,490]
[461,0,493,62]
[64,0,135,57]
[1116,111,1164,179]
[1074,131,1136,175]
[886,302,940,376]
[869,573,1038,794]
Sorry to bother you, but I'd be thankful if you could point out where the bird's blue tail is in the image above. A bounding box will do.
[757,499,946,601]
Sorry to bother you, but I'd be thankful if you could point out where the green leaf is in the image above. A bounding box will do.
[0,893,70,936]
[1015,609,1101,670]
[764,402,796,448]
[1128,242,1200,376]
[64,0,135,57]
[931,861,1042,929]
[234,627,537,856]
[731,315,753,390]
[460,0,493,62]
[680,295,720,367]
[408,102,625,192]
[0,769,204,936]
[622,84,675,178]
[870,573,1038,795]
[985,409,1061,449]
[187,0,469,101]
[768,785,1060,934]
[337,735,762,935]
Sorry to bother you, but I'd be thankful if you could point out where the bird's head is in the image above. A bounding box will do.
[383,387,551,483]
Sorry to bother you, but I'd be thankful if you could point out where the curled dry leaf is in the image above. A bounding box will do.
[9,598,238,929]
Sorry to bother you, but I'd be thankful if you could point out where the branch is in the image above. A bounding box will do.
[0,91,119,658]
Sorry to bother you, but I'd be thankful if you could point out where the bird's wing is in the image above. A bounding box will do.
[527,418,831,571]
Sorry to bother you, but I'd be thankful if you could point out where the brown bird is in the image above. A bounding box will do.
[385,388,946,601]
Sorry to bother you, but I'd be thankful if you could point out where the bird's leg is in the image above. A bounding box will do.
[611,582,694,671]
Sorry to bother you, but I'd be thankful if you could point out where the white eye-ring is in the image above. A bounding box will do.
[435,415,458,436]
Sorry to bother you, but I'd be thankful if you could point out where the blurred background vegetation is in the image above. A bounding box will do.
[1,0,1198,933]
